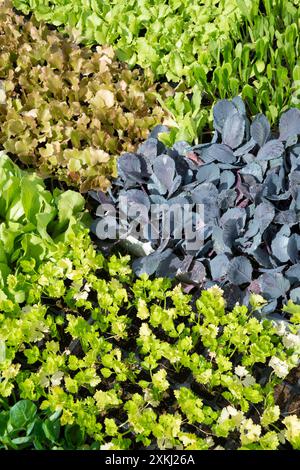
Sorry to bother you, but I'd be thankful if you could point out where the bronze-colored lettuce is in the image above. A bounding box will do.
[0,2,172,191]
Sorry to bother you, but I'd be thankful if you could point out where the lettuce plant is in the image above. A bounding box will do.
[0,153,88,292]
[0,2,171,191]
[12,0,300,143]
[12,0,241,77]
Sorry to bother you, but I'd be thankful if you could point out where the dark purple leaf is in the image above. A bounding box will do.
[251,247,273,268]
[213,99,237,132]
[191,183,219,226]
[156,253,182,278]
[254,202,275,233]
[210,254,230,280]
[172,141,190,156]
[176,260,206,284]
[234,140,256,157]
[259,266,285,274]
[274,210,298,226]
[219,170,235,190]
[133,249,173,277]
[220,208,246,250]
[286,264,300,284]
[217,189,237,210]
[222,284,244,309]
[227,256,253,285]
[148,154,176,195]
[249,279,261,294]
[289,171,300,198]
[287,234,300,263]
[290,287,300,303]
[222,112,245,149]
[256,140,284,161]
[212,226,228,254]
[271,226,291,263]
[259,272,290,300]
[240,162,264,182]
[196,163,220,184]
[232,96,246,116]
[261,300,278,315]
[220,207,247,227]
[118,153,146,183]
[250,114,270,147]
[88,190,112,205]
[202,144,236,164]
[123,189,150,209]
[137,137,163,161]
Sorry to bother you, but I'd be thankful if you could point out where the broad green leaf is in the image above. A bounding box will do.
[42,419,60,443]
[9,401,37,430]
[56,191,85,229]
[21,176,43,225]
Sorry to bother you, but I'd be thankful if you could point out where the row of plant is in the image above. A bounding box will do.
[0,2,171,191]
[13,0,300,143]
[0,153,300,450]
[91,98,300,316]
[0,0,300,452]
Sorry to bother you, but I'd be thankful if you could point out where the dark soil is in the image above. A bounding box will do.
[275,366,300,417]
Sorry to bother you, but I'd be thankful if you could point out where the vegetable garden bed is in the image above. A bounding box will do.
[0,0,300,453]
